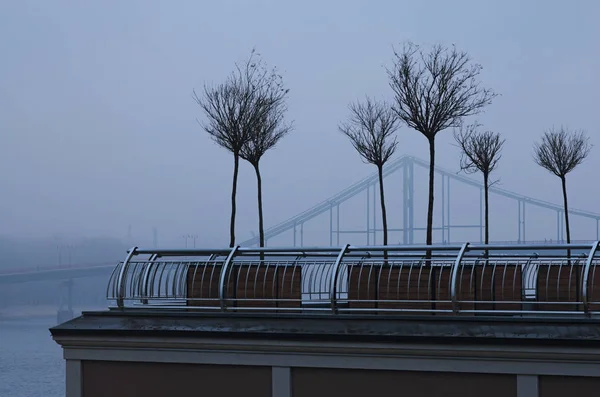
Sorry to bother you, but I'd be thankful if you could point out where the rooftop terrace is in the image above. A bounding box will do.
[105,242,600,317]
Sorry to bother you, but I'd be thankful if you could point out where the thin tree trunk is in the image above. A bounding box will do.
[377,165,388,262]
[426,137,436,246]
[427,137,436,310]
[484,173,489,245]
[229,153,239,248]
[561,175,576,301]
[254,163,265,249]
[562,176,571,244]
[483,173,490,306]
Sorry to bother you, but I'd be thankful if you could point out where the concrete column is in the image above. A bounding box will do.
[66,359,82,397]
[517,375,538,397]
[272,366,291,397]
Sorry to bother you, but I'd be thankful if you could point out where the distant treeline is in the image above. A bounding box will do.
[0,237,129,270]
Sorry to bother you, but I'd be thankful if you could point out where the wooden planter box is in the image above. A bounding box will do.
[186,263,302,310]
[186,262,229,307]
[588,264,600,312]
[347,264,379,310]
[471,263,523,312]
[536,264,581,311]
[346,263,523,314]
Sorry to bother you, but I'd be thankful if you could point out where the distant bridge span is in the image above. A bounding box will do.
[3,155,600,285]
[0,263,115,284]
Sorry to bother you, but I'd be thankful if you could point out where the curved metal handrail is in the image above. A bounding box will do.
[330,244,350,313]
[107,242,600,316]
[450,242,470,313]
[582,241,600,314]
[219,246,240,311]
[116,247,138,309]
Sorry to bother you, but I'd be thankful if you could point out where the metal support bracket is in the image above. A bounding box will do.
[219,246,240,312]
[450,242,470,314]
[116,246,138,309]
[330,244,351,313]
[582,241,600,314]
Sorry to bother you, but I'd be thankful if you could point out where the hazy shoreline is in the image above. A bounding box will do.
[0,304,105,321]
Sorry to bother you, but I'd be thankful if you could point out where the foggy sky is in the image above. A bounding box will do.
[1,0,599,248]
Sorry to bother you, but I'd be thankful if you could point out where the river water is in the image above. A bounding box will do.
[0,317,65,397]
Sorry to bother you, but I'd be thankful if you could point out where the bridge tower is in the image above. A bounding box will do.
[57,278,74,324]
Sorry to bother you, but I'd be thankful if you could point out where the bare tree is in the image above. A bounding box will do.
[387,43,497,247]
[339,97,399,251]
[454,123,505,245]
[193,49,270,247]
[533,127,592,245]
[240,60,292,249]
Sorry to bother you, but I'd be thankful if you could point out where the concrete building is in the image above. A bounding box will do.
[51,242,600,397]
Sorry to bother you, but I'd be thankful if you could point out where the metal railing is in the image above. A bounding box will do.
[106,242,600,316]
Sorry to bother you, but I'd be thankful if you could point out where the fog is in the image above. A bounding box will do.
[1,3,599,395]
[1,0,599,251]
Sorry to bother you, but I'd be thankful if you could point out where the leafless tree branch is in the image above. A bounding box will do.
[454,122,505,177]
[193,48,267,155]
[533,126,592,258]
[387,43,497,140]
[386,42,497,249]
[192,48,279,247]
[533,127,591,179]
[239,62,292,167]
[229,52,293,251]
[338,97,399,167]
[339,97,399,254]
[454,122,504,245]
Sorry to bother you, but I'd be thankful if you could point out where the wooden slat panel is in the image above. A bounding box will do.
[537,264,580,311]
[235,265,278,308]
[186,264,229,307]
[493,264,522,311]
[347,264,378,309]
[587,265,600,312]
[277,265,302,310]
[186,264,302,310]
[378,266,432,311]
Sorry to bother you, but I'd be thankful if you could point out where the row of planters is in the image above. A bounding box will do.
[184,260,600,313]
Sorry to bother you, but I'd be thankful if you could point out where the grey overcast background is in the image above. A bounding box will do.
[1,0,599,250]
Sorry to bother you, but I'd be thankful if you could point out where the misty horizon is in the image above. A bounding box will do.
[2,0,599,250]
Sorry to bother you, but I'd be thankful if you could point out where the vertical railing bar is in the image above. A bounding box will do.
[247,259,254,300]
[407,261,415,301]
[129,261,141,299]
[106,262,120,300]
[204,255,217,301]
[172,261,184,298]
[500,261,508,302]
[141,254,158,304]
[582,241,600,314]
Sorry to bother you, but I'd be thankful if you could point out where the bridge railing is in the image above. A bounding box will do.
[106,242,600,316]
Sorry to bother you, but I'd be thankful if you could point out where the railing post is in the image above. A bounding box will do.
[116,246,138,309]
[219,246,240,312]
[450,242,470,314]
[330,244,350,313]
[582,241,600,314]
